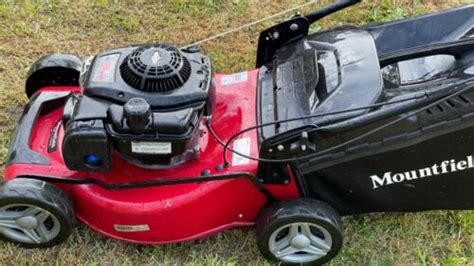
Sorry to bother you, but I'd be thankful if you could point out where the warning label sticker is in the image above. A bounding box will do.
[91,53,120,83]
[131,141,172,154]
[221,72,248,86]
[114,224,150,232]
[232,137,251,166]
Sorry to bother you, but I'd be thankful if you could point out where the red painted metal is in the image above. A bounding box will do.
[4,70,300,244]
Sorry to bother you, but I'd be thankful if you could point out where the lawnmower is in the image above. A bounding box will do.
[1,0,473,264]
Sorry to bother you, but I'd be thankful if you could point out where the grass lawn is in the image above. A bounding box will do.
[0,0,473,264]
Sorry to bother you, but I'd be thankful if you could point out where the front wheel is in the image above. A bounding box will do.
[257,198,343,265]
[0,178,75,248]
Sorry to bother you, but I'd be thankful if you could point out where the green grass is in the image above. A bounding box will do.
[0,0,473,264]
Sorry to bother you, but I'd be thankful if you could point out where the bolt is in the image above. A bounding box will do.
[301,145,307,151]
[272,31,280,40]
[215,164,224,171]
[238,214,243,218]
[290,23,299,31]
[277,145,284,151]
[268,149,273,153]
[284,180,290,185]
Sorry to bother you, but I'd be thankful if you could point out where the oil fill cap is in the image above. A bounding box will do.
[124,97,151,133]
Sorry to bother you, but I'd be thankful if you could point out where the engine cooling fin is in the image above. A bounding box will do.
[120,44,191,93]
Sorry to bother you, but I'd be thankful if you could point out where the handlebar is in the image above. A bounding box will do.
[306,0,362,24]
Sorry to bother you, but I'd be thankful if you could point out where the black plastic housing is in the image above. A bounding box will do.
[82,46,214,111]
[25,54,82,98]
[7,92,72,166]
[106,102,202,167]
[62,119,111,172]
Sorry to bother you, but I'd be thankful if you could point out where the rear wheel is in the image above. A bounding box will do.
[257,198,343,265]
[25,54,82,98]
[0,178,75,248]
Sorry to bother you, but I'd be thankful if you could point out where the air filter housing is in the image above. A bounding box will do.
[82,44,214,110]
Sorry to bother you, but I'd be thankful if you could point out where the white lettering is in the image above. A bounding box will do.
[419,167,432,178]
[370,155,473,189]
[457,160,467,170]
[404,170,418,180]
[392,173,405,183]
[370,172,393,189]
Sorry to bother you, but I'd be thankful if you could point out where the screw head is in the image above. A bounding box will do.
[277,145,284,151]
[201,169,211,176]
[290,23,299,31]
[272,31,280,40]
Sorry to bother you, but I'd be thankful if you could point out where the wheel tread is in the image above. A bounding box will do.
[0,178,75,248]
[256,198,343,265]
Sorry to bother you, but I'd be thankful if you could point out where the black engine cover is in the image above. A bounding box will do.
[82,44,214,110]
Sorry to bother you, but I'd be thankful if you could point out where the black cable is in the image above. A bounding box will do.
[221,97,420,164]
[207,95,420,164]
[205,116,227,146]
[206,83,473,165]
